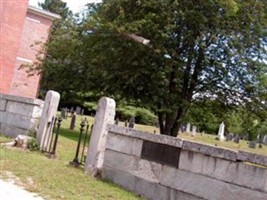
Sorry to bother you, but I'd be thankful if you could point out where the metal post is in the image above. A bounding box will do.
[48,117,57,153]
[49,117,62,157]
[70,120,85,166]
[80,124,90,164]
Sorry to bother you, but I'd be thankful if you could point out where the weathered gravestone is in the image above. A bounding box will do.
[37,90,60,152]
[70,112,76,130]
[128,117,135,128]
[226,134,231,141]
[186,123,191,133]
[263,135,267,145]
[60,108,65,118]
[234,135,240,144]
[249,141,257,149]
[76,106,81,115]
[217,122,225,141]
[64,107,68,119]
[256,134,260,143]
[115,118,119,125]
[85,97,116,176]
[191,126,197,137]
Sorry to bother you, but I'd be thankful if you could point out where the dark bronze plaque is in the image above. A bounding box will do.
[141,141,181,168]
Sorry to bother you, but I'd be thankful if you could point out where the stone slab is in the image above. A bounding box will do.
[0,93,43,106]
[107,124,183,148]
[6,101,35,117]
[160,165,267,200]
[106,132,143,157]
[182,140,237,161]
[103,166,209,200]
[0,111,38,130]
[0,123,28,137]
[102,166,136,192]
[179,150,267,192]
[0,99,7,111]
[237,151,267,167]
[170,189,203,200]
[104,149,162,183]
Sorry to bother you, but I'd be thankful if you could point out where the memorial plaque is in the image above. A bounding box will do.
[141,141,181,168]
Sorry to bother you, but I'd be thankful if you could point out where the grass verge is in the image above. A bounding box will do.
[0,115,143,200]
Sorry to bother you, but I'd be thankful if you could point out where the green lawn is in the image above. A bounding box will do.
[0,113,266,200]
[0,114,143,200]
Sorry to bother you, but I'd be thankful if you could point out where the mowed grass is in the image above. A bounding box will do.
[0,113,266,200]
[62,113,267,156]
[0,113,143,200]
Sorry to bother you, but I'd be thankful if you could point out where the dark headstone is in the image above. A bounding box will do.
[234,135,240,144]
[249,141,256,149]
[128,117,135,128]
[115,118,119,125]
[64,107,68,119]
[242,133,249,141]
[76,106,81,115]
[81,109,84,116]
[70,113,76,130]
[263,135,267,145]
[61,108,65,118]
[124,121,128,127]
[226,134,233,141]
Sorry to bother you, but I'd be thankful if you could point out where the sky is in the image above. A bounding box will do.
[29,0,102,13]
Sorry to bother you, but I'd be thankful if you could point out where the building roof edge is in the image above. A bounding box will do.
[27,5,61,20]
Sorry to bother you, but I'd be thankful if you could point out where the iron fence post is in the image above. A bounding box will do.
[80,124,90,164]
[70,120,85,166]
[50,117,62,156]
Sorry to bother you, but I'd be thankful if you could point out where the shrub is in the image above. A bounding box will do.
[116,106,157,125]
[27,138,40,151]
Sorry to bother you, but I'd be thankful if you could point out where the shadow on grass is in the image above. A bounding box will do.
[59,127,91,144]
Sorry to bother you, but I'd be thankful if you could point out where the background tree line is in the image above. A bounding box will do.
[29,0,267,139]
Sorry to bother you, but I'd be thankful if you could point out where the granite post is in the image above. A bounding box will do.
[85,97,116,176]
[37,90,60,151]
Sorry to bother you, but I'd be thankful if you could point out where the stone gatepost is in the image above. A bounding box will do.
[85,97,116,176]
[37,90,60,151]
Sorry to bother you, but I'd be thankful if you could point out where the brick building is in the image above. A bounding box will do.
[0,0,60,98]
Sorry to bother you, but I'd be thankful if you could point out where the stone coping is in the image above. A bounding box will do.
[107,124,183,148]
[107,124,267,167]
[0,93,43,106]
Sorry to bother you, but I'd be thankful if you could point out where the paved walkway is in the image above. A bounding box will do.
[0,179,44,200]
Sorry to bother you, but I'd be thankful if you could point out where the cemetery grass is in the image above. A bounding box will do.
[0,114,266,200]
[0,118,143,200]
[63,114,267,156]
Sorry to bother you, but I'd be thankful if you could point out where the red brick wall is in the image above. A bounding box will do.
[9,12,53,98]
[0,0,29,94]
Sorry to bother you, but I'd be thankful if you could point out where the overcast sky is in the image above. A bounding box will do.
[29,0,102,13]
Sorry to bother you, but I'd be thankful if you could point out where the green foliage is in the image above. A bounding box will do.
[28,129,37,138]
[116,106,157,125]
[28,0,267,136]
[184,101,220,134]
[27,138,40,151]
[83,101,98,110]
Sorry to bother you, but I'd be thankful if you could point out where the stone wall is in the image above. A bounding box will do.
[103,125,267,200]
[0,93,43,137]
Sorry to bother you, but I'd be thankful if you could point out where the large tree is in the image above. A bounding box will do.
[32,0,267,136]
[79,0,267,136]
